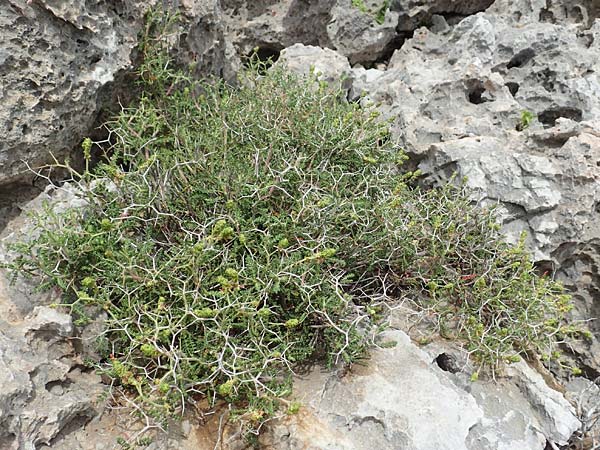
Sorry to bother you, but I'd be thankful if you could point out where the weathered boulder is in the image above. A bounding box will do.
[391,0,496,32]
[0,184,106,450]
[219,0,495,65]
[326,0,400,64]
[276,43,353,93]
[259,325,579,450]
[0,0,155,187]
[0,0,245,191]
[0,297,104,450]
[176,0,241,82]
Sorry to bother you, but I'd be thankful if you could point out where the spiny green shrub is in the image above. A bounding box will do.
[385,182,582,376]
[9,58,401,426]
[5,16,581,432]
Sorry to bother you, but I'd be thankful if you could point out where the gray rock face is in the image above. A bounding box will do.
[219,0,397,65]
[218,0,492,66]
[259,326,579,450]
[0,295,104,449]
[0,0,154,187]
[177,0,241,82]
[391,0,496,32]
[0,0,499,190]
[276,43,353,93]
[0,184,104,450]
[326,1,400,64]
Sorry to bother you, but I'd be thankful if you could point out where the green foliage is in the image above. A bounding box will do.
[4,12,581,434]
[351,0,368,13]
[517,110,535,131]
[351,0,389,25]
[387,182,577,371]
[375,0,390,25]
[9,51,395,428]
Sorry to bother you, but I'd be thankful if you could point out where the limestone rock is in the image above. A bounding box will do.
[0,304,103,449]
[276,44,353,92]
[0,0,240,189]
[260,328,580,450]
[228,0,400,65]
[391,0,496,32]
[349,0,600,374]
[0,0,154,187]
[0,185,104,450]
[326,0,400,64]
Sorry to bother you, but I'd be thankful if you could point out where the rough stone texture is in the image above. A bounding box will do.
[0,296,104,450]
[391,0,496,32]
[216,0,497,65]
[0,0,500,190]
[276,43,353,93]
[326,0,400,64]
[220,0,436,65]
[177,0,241,82]
[0,0,248,190]
[0,184,105,450]
[259,325,579,450]
[0,0,155,187]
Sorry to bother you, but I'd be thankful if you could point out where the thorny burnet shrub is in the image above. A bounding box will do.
[5,11,585,437]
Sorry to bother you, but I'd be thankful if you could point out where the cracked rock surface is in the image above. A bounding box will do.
[0,186,103,450]
[0,0,156,187]
[260,324,580,450]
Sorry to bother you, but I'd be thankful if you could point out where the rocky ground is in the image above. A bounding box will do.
[1,0,600,449]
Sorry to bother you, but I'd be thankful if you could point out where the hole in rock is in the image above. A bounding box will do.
[435,353,460,373]
[538,107,582,127]
[570,5,585,22]
[535,68,558,92]
[372,33,408,67]
[437,12,472,26]
[45,379,72,392]
[539,7,555,23]
[534,260,555,277]
[507,48,535,69]
[505,82,519,96]
[579,32,595,48]
[89,54,102,65]
[467,84,490,105]
[248,46,281,65]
